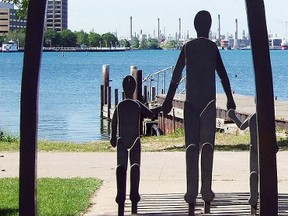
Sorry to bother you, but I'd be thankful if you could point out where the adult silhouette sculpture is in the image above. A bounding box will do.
[110,75,156,216]
[162,10,236,214]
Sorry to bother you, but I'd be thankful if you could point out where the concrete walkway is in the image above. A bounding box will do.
[1,151,288,215]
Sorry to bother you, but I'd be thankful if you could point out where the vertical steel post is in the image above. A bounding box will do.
[245,1,278,215]
[19,0,47,215]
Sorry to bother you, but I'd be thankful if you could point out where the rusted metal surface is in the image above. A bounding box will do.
[19,0,47,215]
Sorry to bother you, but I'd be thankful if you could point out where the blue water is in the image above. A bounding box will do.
[0,50,287,142]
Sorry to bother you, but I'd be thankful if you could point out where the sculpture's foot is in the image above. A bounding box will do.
[131,202,138,214]
[118,203,125,216]
[188,203,195,216]
[204,201,211,214]
[251,205,257,215]
[201,187,215,202]
[249,171,258,207]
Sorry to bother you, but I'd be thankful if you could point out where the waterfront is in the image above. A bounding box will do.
[0,50,287,142]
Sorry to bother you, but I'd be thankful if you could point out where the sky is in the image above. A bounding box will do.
[68,0,288,39]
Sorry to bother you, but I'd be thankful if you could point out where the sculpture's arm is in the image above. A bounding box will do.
[162,47,185,114]
[110,107,118,147]
[138,102,155,119]
[216,51,236,110]
[227,109,249,130]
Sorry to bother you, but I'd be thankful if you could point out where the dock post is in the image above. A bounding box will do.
[115,89,119,106]
[143,85,148,104]
[151,86,156,101]
[100,85,104,114]
[102,64,110,105]
[131,66,143,102]
[245,0,278,215]
[108,86,111,120]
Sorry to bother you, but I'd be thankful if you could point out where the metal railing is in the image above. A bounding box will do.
[142,66,186,103]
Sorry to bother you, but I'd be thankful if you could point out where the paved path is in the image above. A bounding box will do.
[1,151,288,215]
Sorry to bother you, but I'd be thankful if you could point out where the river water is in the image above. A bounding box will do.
[0,50,287,142]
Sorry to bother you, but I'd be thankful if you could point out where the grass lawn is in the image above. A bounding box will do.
[0,178,102,216]
[1,130,288,152]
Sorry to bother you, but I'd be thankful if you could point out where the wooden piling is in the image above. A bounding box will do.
[131,67,143,102]
[115,89,119,106]
[151,86,156,101]
[108,86,111,120]
[143,85,148,104]
[102,64,110,104]
[100,85,104,113]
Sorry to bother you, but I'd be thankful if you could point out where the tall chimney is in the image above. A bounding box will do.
[158,18,160,40]
[218,14,221,40]
[130,16,133,40]
[234,19,239,49]
[179,18,181,41]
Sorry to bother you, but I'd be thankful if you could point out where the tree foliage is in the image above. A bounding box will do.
[2,0,29,18]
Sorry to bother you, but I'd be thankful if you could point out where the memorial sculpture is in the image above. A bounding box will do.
[228,109,258,214]
[110,75,157,216]
[228,109,278,215]
[162,10,236,215]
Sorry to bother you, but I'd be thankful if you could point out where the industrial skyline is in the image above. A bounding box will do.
[68,0,288,40]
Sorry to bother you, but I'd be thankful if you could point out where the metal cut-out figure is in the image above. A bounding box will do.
[110,75,156,216]
[162,10,236,215]
[228,109,278,215]
[228,109,258,214]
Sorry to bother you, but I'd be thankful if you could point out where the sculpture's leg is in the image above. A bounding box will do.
[201,142,215,213]
[116,139,128,216]
[184,144,199,216]
[116,165,126,216]
[249,144,258,214]
[199,100,216,213]
[130,138,141,214]
[183,101,201,216]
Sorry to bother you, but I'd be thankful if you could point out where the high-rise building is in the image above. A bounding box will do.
[0,2,27,35]
[46,0,68,32]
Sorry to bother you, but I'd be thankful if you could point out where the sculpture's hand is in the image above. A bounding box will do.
[151,106,162,117]
[110,136,117,148]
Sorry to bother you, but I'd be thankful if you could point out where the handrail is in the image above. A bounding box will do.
[142,66,187,104]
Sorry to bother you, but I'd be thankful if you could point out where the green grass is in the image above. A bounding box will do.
[0,178,102,216]
[1,129,288,152]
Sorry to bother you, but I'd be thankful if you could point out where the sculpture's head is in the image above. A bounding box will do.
[123,75,136,99]
[194,10,212,38]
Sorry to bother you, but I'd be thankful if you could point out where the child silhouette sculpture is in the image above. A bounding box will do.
[162,10,236,215]
[110,75,156,216]
[228,109,258,214]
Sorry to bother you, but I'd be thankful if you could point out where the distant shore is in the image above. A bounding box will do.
[15,47,129,52]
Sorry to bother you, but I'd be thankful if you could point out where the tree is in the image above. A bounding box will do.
[4,29,26,47]
[119,39,130,48]
[88,32,102,47]
[2,0,29,18]
[130,37,139,49]
[59,29,77,47]
[75,30,89,47]
[102,32,118,47]
[147,38,160,49]
[44,29,60,47]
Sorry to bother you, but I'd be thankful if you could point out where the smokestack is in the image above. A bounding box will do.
[158,18,160,40]
[234,19,239,49]
[218,14,221,40]
[130,16,133,40]
[179,18,181,41]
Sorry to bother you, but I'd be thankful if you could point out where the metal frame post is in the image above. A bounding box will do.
[19,0,47,215]
[245,0,278,215]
